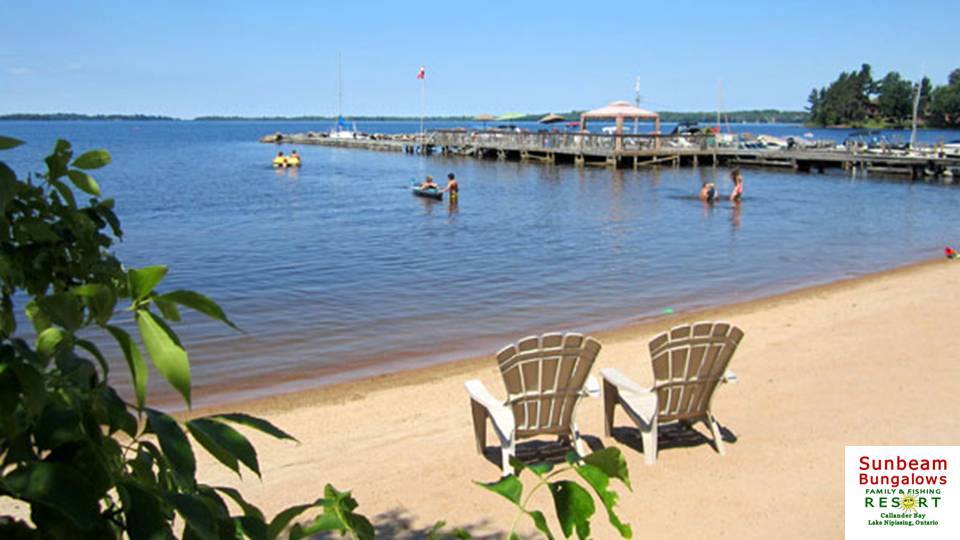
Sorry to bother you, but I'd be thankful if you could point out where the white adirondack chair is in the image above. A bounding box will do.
[601,321,744,465]
[465,333,601,476]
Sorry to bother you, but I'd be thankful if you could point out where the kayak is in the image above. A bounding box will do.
[411,185,443,201]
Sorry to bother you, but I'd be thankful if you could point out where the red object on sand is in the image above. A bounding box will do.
[946,247,956,258]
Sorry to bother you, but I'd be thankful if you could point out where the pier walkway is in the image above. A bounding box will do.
[261,130,960,181]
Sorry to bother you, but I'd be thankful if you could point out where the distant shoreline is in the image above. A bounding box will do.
[0,110,810,123]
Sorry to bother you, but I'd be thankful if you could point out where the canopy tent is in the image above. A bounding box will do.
[496,112,526,121]
[474,113,495,128]
[538,113,567,124]
[580,100,659,131]
[580,100,661,151]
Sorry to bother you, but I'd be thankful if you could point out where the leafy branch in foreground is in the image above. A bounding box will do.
[0,137,372,539]
[477,447,633,540]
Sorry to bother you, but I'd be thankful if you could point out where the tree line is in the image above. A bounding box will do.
[807,64,960,128]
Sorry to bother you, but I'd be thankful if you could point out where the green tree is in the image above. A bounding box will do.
[928,69,960,127]
[876,72,915,127]
[0,137,373,539]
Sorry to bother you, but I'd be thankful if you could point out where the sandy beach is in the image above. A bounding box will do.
[183,259,960,538]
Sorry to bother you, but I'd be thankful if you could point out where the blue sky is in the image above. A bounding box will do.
[2,1,958,117]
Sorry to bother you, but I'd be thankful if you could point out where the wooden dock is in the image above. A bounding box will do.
[261,130,960,181]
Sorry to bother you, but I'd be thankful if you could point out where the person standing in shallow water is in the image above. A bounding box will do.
[441,172,459,202]
[730,168,744,202]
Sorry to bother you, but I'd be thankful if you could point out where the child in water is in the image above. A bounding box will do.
[287,150,301,167]
[419,175,438,190]
[699,181,718,202]
[730,168,744,202]
[441,172,459,201]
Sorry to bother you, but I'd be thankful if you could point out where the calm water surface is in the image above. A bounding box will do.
[3,121,959,407]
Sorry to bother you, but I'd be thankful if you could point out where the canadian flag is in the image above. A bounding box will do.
[417,66,425,80]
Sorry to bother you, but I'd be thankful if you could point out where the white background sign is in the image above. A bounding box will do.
[845,446,960,539]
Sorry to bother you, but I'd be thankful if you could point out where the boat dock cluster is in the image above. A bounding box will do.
[260,130,960,182]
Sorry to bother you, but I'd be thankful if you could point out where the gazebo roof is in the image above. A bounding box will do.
[581,100,659,120]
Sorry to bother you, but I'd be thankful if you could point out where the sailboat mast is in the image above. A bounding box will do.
[910,79,922,148]
[634,76,641,134]
[337,52,342,119]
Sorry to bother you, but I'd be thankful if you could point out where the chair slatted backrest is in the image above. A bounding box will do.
[496,333,601,437]
[648,322,744,422]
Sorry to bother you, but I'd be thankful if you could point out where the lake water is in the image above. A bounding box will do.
[3,120,959,408]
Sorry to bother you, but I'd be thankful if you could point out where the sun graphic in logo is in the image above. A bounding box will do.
[900,494,918,513]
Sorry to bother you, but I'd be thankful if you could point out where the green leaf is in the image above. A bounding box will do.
[0,163,17,213]
[35,401,83,449]
[4,463,99,530]
[106,325,148,409]
[267,502,320,540]
[549,481,595,540]
[71,283,116,325]
[36,293,84,332]
[153,295,181,322]
[128,266,168,302]
[527,510,555,540]
[45,139,72,180]
[76,338,109,378]
[146,408,197,482]
[36,327,67,358]
[476,475,523,506]
[71,148,111,170]
[343,511,375,540]
[575,464,632,539]
[214,413,298,442]
[8,361,46,417]
[296,512,345,537]
[66,169,100,196]
[583,447,631,490]
[529,461,554,477]
[165,493,218,540]
[160,290,239,331]
[137,310,190,407]
[187,417,260,478]
[214,486,265,521]
[509,455,526,476]
[98,385,138,437]
[237,516,269,540]
[0,135,24,150]
[48,178,77,207]
[25,300,51,334]
[118,481,173,540]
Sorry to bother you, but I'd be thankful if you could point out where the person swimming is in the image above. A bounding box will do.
[419,175,439,190]
[287,150,301,167]
[699,180,718,202]
[272,151,287,167]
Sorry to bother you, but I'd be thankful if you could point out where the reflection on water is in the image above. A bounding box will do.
[3,120,960,407]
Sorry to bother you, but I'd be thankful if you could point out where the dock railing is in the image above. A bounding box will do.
[431,129,723,155]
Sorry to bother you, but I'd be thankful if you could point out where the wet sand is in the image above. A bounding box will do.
[179,259,960,536]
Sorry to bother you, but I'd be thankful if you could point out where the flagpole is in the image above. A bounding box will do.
[420,73,425,147]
